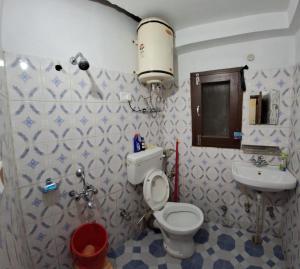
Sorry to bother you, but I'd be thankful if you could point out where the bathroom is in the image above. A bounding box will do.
[0,0,300,268]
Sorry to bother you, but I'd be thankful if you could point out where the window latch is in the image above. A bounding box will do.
[196,105,200,117]
[197,135,201,145]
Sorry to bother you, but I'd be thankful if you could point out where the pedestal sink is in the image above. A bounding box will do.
[232,161,297,192]
[232,161,297,244]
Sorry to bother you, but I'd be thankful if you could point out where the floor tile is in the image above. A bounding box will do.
[111,222,286,269]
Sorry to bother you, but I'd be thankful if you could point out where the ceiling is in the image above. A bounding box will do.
[110,0,290,30]
[108,0,300,52]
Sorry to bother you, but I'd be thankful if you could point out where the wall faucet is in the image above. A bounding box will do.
[69,168,98,208]
[250,155,268,167]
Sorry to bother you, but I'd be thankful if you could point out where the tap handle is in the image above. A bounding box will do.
[257,155,264,161]
[69,190,76,197]
[76,168,87,188]
[76,168,85,178]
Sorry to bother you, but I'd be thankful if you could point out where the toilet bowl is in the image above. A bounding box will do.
[143,169,204,259]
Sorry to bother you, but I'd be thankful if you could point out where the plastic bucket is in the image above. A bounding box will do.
[70,223,108,269]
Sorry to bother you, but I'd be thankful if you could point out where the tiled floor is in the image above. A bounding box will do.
[108,222,285,269]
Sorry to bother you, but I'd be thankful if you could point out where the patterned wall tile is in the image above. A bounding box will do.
[4,51,163,268]
[0,50,33,269]
[40,59,72,102]
[5,52,43,101]
[162,67,293,239]
[3,49,299,269]
[282,63,300,269]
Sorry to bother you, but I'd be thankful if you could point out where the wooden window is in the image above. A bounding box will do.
[191,68,243,149]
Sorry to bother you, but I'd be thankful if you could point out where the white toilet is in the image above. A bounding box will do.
[127,147,204,258]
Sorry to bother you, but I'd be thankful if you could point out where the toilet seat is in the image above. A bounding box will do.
[143,169,169,211]
[154,202,204,235]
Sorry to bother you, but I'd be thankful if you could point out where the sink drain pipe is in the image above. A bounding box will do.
[253,192,265,244]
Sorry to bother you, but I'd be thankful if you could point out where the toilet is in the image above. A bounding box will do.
[127,147,204,258]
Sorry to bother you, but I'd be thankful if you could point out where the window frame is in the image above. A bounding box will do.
[190,67,243,149]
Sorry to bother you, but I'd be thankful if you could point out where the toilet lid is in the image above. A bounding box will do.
[143,169,169,211]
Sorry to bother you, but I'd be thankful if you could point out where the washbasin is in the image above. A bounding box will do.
[232,161,297,192]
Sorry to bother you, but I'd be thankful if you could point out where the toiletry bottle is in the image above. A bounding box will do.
[137,133,141,152]
[133,133,138,152]
[140,137,146,151]
[279,152,288,171]
[133,133,141,153]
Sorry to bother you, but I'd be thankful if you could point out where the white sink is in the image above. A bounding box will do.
[232,161,297,192]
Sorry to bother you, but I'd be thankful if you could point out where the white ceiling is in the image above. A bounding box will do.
[111,0,290,30]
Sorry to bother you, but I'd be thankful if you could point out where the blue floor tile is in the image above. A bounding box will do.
[149,239,166,257]
[236,231,243,237]
[206,247,215,255]
[267,259,275,267]
[194,228,209,244]
[108,245,125,259]
[217,234,235,251]
[123,260,149,269]
[181,253,203,269]
[212,225,219,231]
[273,245,284,260]
[262,235,270,243]
[112,223,286,269]
[213,259,234,269]
[244,240,264,257]
[134,230,148,241]
[235,254,244,263]
[133,246,141,253]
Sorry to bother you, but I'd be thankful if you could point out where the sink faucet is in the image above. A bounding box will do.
[250,156,268,167]
[69,168,98,208]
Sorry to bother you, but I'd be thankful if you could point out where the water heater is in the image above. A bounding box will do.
[137,17,174,85]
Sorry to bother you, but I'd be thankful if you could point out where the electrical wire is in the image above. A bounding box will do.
[127,83,163,116]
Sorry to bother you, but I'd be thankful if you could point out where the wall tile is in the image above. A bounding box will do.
[5,52,43,101]
[162,66,293,239]
[0,50,33,268]
[4,51,163,268]
[283,63,300,268]
[3,50,299,268]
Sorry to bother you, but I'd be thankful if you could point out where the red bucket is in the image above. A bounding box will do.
[70,223,108,269]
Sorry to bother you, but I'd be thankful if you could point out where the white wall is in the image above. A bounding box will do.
[178,35,295,81]
[176,12,288,49]
[296,29,300,62]
[0,0,3,48]
[1,0,138,73]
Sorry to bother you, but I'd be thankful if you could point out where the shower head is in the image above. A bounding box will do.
[78,60,90,71]
[70,52,90,71]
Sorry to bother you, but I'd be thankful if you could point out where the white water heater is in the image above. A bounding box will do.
[137,17,174,85]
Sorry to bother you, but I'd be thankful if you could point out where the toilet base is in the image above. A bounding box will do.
[152,203,204,259]
[162,233,195,259]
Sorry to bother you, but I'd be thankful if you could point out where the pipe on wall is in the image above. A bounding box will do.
[90,0,141,22]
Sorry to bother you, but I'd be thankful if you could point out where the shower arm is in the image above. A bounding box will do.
[70,52,84,65]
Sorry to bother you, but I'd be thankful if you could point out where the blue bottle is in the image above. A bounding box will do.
[133,133,141,153]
